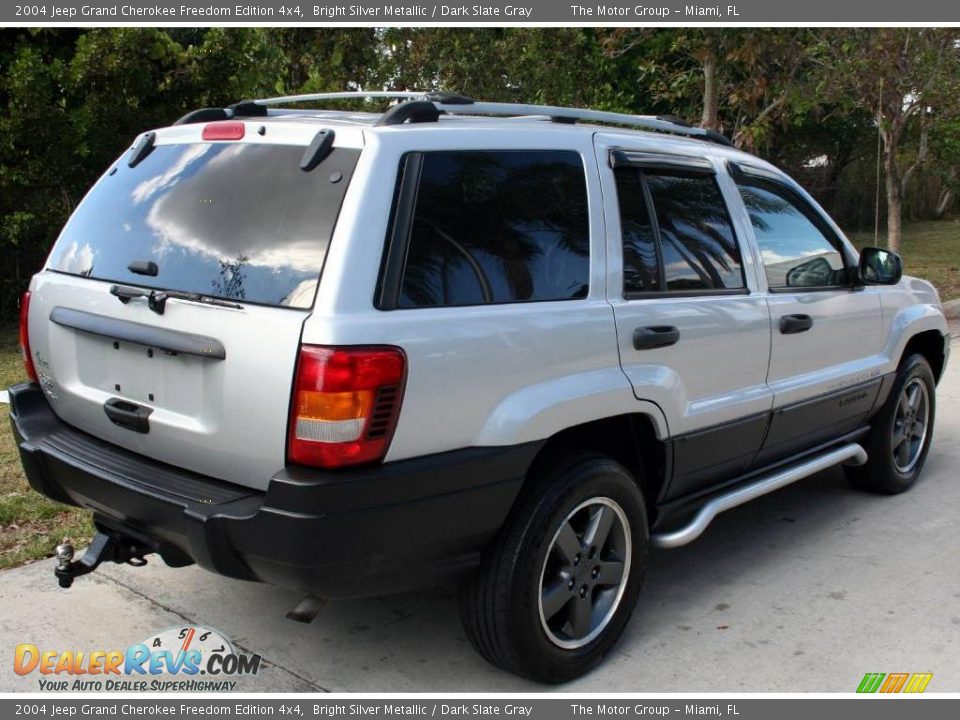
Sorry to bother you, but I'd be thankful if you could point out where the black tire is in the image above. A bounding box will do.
[846,354,936,494]
[459,452,649,683]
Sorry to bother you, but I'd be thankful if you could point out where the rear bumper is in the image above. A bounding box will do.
[9,383,539,597]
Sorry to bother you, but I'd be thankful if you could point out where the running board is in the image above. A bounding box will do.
[651,443,868,549]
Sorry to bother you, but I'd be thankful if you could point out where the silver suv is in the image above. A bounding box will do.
[10,92,950,683]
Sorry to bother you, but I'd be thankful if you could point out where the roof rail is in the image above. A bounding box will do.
[211,91,732,146]
[431,100,733,146]
[248,90,478,107]
[250,91,436,106]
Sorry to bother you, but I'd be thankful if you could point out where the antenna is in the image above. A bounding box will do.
[874,78,884,245]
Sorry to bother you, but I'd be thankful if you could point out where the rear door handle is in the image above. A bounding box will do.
[633,325,680,350]
[779,314,814,334]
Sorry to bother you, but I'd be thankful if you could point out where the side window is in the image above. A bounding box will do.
[614,167,660,293]
[646,173,744,291]
[736,179,847,289]
[395,150,589,308]
[614,167,745,295]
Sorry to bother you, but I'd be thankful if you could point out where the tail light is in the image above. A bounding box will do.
[288,346,406,469]
[19,291,38,382]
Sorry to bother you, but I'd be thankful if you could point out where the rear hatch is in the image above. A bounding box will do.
[26,121,362,490]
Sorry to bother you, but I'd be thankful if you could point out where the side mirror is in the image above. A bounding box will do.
[786,256,834,287]
[858,247,903,285]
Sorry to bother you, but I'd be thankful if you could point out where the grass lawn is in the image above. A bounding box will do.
[848,219,960,301]
[0,327,93,570]
[0,220,956,570]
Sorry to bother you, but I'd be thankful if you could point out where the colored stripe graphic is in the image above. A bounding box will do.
[903,673,933,693]
[857,673,886,693]
[880,673,909,693]
[856,672,933,693]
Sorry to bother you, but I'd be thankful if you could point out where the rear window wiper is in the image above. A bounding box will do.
[110,284,243,315]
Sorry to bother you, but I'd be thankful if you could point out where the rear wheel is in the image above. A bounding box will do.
[459,453,648,683]
[846,354,936,494]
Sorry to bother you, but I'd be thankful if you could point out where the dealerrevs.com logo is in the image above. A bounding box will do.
[14,626,261,691]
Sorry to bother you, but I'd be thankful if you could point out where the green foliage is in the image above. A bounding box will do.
[606,28,820,150]
[927,116,960,192]
[380,28,641,111]
[810,29,960,246]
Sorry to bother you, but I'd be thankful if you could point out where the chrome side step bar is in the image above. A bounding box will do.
[651,443,868,549]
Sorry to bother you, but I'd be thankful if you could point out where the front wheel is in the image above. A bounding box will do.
[846,354,936,494]
[459,453,649,683]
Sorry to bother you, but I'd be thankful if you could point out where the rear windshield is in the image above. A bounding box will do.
[47,142,359,309]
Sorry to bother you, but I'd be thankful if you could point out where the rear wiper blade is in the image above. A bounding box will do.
[110,284,243,315]
[157,290,245,313]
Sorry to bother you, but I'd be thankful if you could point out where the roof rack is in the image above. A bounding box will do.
[178,91,733,147]
[249,90,476,107]
[253,90,427,105]
[434,100,732,146]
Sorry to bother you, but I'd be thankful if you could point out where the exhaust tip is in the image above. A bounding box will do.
[286,594,327,624]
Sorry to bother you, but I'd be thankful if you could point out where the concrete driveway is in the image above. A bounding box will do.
[2,335,958,693]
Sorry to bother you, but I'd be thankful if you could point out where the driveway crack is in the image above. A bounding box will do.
[95,571,331,692]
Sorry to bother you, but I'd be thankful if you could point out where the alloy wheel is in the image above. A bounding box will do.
[537,497,632,650]
[892,377,930,473]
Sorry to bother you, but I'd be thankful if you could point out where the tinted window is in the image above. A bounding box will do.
[646,173,744,291]
[48,143,359,308]
[397,150,589,307]
[737,180,846,288]
[615,168,744,294]
[614,168,660,293]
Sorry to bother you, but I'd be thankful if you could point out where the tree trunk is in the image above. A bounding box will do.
[884,144,902,252]
[701,51,719,131]
[934,187,955,218]
[900,111,929,201]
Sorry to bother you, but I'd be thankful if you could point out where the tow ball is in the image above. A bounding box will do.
[54,531,151,588]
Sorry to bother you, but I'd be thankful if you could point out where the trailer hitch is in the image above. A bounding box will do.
[54,531,151,588]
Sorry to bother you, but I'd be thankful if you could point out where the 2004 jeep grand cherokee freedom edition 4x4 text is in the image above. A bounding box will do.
[10,91,950,683]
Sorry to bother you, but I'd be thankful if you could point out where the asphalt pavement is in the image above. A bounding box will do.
[1,334,957,693]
